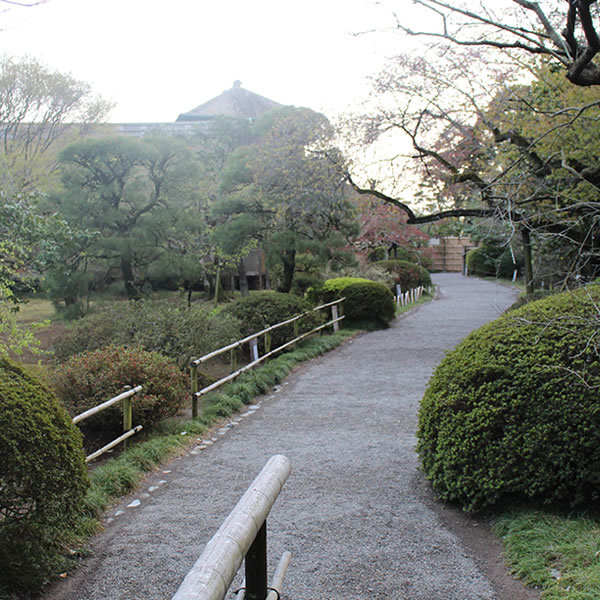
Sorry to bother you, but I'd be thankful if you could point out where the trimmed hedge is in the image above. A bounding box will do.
[0,359,89,593]
[220,291,324,353]
[372,259,431,293]
[417,285,600,511]
[308,277,395,326]
[50,346,188,435]
[343,281,396,325]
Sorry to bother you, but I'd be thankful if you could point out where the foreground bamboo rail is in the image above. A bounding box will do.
[172,455,292,600]
[189,298,345,418]
[72,384,143,462]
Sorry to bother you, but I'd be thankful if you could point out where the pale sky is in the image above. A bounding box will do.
[0,0,413,123]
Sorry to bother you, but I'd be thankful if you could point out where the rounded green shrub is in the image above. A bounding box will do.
[342,281,396,326]
[372,259,432,292]
[417,285,600,511]
[307,277,395,326]
[305,276,371,304]
[221,291,323,353]
[0,358,89,593]
[50,346,188,434]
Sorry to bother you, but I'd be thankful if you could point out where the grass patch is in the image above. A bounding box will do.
[15,298,56,323]
[494,509,600,598]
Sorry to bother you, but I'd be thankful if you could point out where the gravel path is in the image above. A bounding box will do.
[43,273,538,600]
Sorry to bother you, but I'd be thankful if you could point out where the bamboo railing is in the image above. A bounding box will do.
[172,455,291,600]
[72,384,143,462]
[189,298,344,418]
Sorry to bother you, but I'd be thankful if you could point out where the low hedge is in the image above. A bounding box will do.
[372,259,431,293]
[220,291,324,353]
[50,346,188,435]
[308,277,395,326]
[417,285,600,511]
[0,358,89,593]
[52,299,241,368]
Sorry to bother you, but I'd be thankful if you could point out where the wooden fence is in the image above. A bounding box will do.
[172,455,291,600]
[72,385,143,462]
[189,298,345,418]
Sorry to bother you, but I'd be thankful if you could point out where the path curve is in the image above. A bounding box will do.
[43,274,538,600]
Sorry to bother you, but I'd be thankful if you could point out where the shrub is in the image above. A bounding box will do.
[50,346,188,434]
[308,277,395,326]
[343,281,396,326]
[466,244,520,279]
[305,277,371,304]
[372,259,432,293]
[417,285,600,511]
[52,299,241,368]
[0,358,89,593]
[220,291,324,353]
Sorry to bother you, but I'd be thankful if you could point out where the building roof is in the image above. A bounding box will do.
[176,81,282,122]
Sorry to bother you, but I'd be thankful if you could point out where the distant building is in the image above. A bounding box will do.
[112,81,282,137]
[177,80,282,122]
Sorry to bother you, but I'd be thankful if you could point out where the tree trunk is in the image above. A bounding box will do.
[238,259,249,297]
[521,226,534,295]
[278,249,296,293]
[213,264,222,308]
[120,253,139,299]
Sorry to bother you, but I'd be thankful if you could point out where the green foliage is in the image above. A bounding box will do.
[418,285,600,511]
[308,277,395,326]
[342,281,396,326]
[372,259,432,292]
[0,359,89,593]
[306,276,371,304]
[50,346,188,434]
[466,244,520,279]
[52,299,241,368]
[221,291,323,352]
[56,135,201,301]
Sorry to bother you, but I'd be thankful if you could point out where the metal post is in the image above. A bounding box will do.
[245,521,268,600]
[190,358,199,419]
[122,385,132,450]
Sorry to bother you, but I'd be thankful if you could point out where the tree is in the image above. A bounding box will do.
[392,0,600,87]
[55,135,200,301]
[0,55,112,192]
[346,44,600,291]
[216,107,358,293]
[0,190,53,354]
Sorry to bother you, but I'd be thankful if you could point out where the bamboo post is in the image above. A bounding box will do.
[122,385,133,450]
[264,330,272,355]
[230,347,238,373]
[249,338,259,362]
[292,320,299,348]
[331,304,339,332]
[190,357,199,419]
